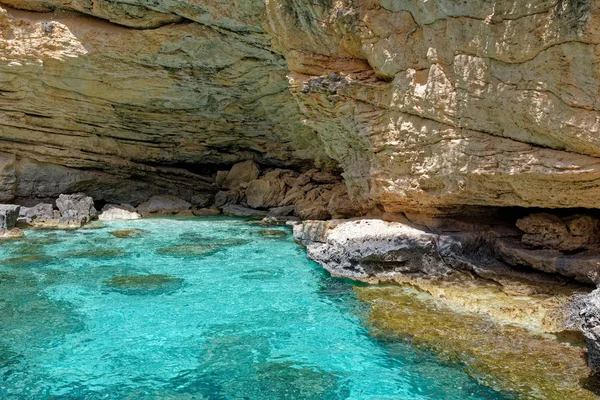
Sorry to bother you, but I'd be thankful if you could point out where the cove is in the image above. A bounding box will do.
[0,217,509,399]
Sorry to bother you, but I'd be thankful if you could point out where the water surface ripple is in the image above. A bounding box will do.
[0,217,509,399]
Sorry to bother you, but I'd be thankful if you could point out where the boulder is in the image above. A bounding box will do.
[215,190,241,208]
[222,161,260,190]
[293,219,453,280]
[215,170,229,189]
[18,203,59,227]
[99,204,141,221]
[221,204,268,218]
[190,193,214,208]
[56,193,97,228]
[268,205,296,217]
[137,195,191,216]
[0,204,20,229]
[246,179,287,209]
[192,206,221,216]
[295,199,330,221]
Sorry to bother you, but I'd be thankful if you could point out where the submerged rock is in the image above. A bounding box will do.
[156,243,222,257]
[177,233,249,248]
[63,249,124,258]
[105,274,184,295]
[358,285,596,400]
[109,229,146,238]
[258,229,288,239]
[0,228,24,240]
[2,254,54,268]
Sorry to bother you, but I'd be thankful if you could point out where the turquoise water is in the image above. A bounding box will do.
[0,217,510,399]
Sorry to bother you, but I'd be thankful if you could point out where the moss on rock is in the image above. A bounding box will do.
[356,285,597,400]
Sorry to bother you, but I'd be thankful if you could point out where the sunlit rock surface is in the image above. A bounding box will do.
[0,1,599,213]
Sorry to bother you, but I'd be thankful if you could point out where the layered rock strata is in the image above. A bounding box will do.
[2,1,600,215]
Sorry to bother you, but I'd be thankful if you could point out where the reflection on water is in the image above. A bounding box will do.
[0,217,508,399]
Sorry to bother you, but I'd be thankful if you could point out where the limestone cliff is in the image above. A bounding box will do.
[1,0,600,215]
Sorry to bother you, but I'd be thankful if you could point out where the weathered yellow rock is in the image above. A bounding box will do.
[3,0,600,214]
[357,285,596,400]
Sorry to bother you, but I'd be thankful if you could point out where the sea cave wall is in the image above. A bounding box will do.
[0,0,600,215]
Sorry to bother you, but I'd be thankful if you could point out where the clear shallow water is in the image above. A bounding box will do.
[0,217,510,399]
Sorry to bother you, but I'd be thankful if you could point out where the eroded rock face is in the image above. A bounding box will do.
[1,1,600,216]
[517,213,600,251]
[265,0,600,214]
[0,3,334,204]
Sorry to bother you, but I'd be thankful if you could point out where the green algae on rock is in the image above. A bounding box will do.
[258,229,289,239]
[105,274,184,295]
[156,243,223,257]
[178,232,250,247]
[64,249,125,258]
[356,285,597,400]
[11,244,46,256]
[109,228,146,238]
[2,254,54,268]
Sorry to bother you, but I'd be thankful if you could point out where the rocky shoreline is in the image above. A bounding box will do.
[2,159,600,396]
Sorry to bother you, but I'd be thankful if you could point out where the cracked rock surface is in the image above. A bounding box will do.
[0,1,600,212]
